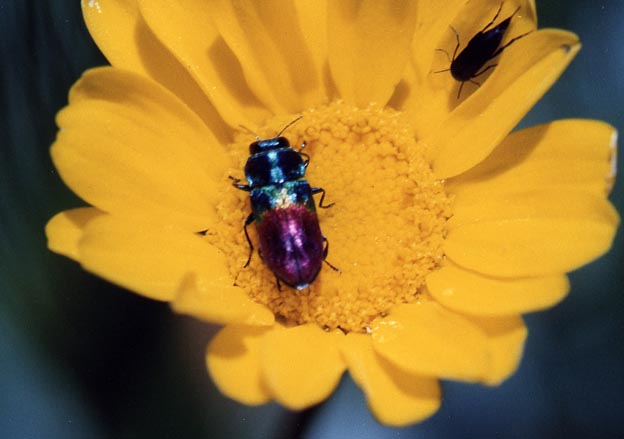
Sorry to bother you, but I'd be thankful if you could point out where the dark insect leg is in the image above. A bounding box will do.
[298,141,310,167]
[322,237,340,272]
[456,81,466,99]
[311,187,334,208]
[433,26,460,74]
[490,30,533,59]
[458,78,484,99]
[480,2,504,33]
[457,67,489,98]
[300,152,310,167]
[229,175,251,191]
[449,25,461,60]
[232,214,255,286]
[473,63,497,78]
[243,213,254,268]
[275,276,283,292]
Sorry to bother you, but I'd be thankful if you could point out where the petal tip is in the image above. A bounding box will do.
[172,273,275,326]
[607,129,618,193]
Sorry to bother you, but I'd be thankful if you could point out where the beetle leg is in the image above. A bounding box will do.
[449,25,461,61]
[433,25,459,74]
[229,175,251,191]
[232,214,255,286]
[490,30,532,59]
[473,63,497,78]
[297,141,311,167]
[243,213,255,268]
[312,187,335,208]
[456,81,466,99]
[322,236,340,272]
[457,79,483,100]
[275,276,283,292]
[300,152,311,168]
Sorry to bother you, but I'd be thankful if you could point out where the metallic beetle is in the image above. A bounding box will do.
[231,118,335,290]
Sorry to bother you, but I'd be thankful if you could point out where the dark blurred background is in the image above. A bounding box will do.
[1,1,622,438]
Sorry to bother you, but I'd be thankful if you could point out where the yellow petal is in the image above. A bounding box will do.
[207,325,273,405]
[45,207,104,261]
[82,0,143,72]
[427,262,569,316]
[449,190,617,227]
[328,0,419,107]
[429,30,580,179]
[53,68,228,231]
[171,274,274,326]
[446,120,617,198]
[260,324,346,410]
[410,0,470,77]
[607,130,618,194]
[371,302,489,381]
[341,333,441,427]
[526,0,537,21]
[208,0,323,114]
[445,190,620,277]
[137,0,271,128]
[469,315,527,386]
[82,1,228,138]
[292,0,333,99]
[78,216,230,301]
[388,0,465,120]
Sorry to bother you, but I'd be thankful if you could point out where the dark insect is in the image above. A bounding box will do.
[435,2,532,98]
[231,117,338,290]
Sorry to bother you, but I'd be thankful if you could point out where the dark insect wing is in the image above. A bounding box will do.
[451,18,510,81]
[255,184,325,290]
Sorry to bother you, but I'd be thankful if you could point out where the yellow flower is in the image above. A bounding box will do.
[46,0,619,426]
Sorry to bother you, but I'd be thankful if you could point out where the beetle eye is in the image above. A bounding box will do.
[249,141,261,155]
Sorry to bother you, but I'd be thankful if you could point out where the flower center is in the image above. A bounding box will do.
[209,101,451,333]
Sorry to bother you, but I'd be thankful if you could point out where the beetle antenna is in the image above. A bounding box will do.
[435,48,452,63]
[277,115,303,137]
[239,124,260,140]
[481,2,504,33]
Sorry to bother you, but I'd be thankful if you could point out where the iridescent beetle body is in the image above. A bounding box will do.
[232,120,335,290]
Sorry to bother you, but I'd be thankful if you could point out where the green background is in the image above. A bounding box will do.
[1,1,622,437]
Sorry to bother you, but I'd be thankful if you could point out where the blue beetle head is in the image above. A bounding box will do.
[249,137,291,155]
